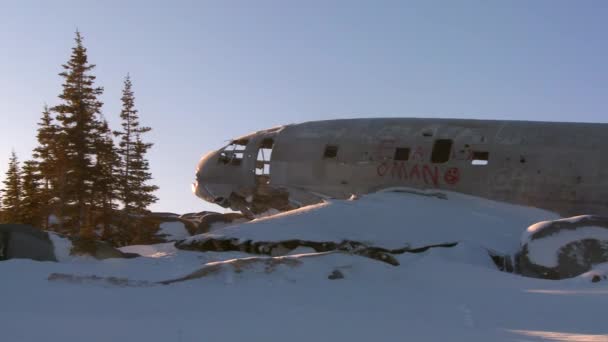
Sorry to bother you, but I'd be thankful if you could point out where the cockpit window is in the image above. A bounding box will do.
[218,139,248,165]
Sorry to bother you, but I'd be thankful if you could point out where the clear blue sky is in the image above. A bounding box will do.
[1,0,606,213]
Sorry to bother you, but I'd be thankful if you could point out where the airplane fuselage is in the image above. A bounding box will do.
[194,118,608,217]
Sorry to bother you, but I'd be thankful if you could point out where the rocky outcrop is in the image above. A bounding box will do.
[48,255,304,286]
[175,235,458,266]
[0,224,137,262]
[0,224,56,261]
[145,212,249,242]
[517,215,608,279]
[179,211,249,234]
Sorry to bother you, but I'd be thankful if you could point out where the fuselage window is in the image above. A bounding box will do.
[218,139,248,165]
[394,147,410,161]
[471,151,489,166]
[324,145,338,159]
[431,139,452,163]
[256,139,274,177]
[260,138,274,149]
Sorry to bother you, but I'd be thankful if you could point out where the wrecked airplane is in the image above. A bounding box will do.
[193,118,608,218]
[191,118,608,279]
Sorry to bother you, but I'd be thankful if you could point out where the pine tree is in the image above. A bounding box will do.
[130,134,158,213]
[115,74,142,214]
[33,105,59,230]
[51,31,105,238]
[91,119,120,240]
[128,134,159,244]
[2,151,22,223]
[114,75,158,243]
[20,160,43,227]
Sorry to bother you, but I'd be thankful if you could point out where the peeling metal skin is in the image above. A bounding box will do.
[194,118,608,218]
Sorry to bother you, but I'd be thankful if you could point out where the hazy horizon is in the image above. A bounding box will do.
[2,0,607,213]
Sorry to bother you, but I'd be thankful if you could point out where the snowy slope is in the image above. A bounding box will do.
[0,191,607,342]
[185,190,560,254]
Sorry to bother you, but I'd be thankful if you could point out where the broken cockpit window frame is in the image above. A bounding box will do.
[218,139,249,166]
[471,151,489,166]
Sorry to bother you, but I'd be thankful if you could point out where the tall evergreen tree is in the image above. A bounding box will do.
[33,105,60,229]
[91,119,120,240]
[50,31,105,238]
[20,160,43,227]
[127,134,159,244]
[2,151,22,223]
[114,75,158,244]
[115,74,142,214]
[130,134,158,213]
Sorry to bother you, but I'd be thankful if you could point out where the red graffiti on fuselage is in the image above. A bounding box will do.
[377,161,460,186]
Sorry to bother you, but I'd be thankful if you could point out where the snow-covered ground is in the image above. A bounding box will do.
[1,191,607,342]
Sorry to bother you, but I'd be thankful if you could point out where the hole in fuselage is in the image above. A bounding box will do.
[431,139,453,163]
[471,151,489,166]
[256,138,274,184]
[323,145,338,159]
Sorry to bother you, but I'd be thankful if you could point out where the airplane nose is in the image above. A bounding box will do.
[192,179,213,202]
[194,151,220,202]
[193,150,236,208]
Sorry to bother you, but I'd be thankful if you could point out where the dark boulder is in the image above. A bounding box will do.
[0,224,56,261]
[328,269,345,280]
[517,215,608,279]
[0,224,137,262]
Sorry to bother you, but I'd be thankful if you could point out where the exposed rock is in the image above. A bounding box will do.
[49,255,304,287]
[95,211,247,244]
[0,224,56,261]
[489,251,514,273]
[151,211,250,237]
[591,274,602,283]
[48,273,152,287]
[517,215,608,279]
[193,212,249,234]
[328,269,344,280]
[148,212,181,219]
[159,256,303,285]
[0,224,137,262]
[175,235,457,266]
[70,236,139,259]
